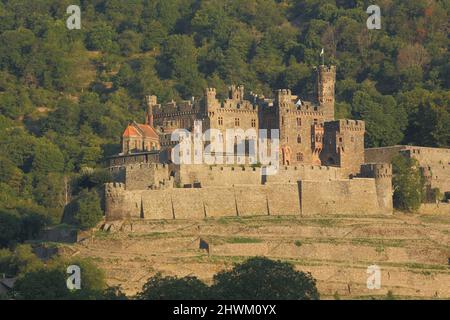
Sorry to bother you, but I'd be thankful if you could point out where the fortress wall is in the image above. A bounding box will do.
[170,188,205,219]
[265,165,343,184]
[124,164,170,190]
[299,179,382,215]
[266,183,301,216]
[105,178,388,221]
[141,190,173,219]
[178,165,262,187]
[234,185,269,216]
[365,146,450,193]
[203,187,237,217]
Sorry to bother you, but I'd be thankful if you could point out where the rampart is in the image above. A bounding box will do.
[104,178,391,221]
[365,145,450,193]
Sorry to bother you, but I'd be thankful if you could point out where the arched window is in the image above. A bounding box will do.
[218,116,223,126]
[297,135,302,144]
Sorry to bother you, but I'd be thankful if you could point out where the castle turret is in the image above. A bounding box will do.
[317,65,336,121]
[145,95,157,127]
[360,163,393,214]
[321,120,365,177]
[275,89,293,106]
[204,87,219,116]
[105,182,132,221]
[229,85,245,102]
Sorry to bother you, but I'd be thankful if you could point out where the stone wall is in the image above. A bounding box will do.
[177,165,262,187]
[265,165,343,184]
[105,178,390,221]
[365,145,450,193]
[109,163,172,191]
[299,179,383,215]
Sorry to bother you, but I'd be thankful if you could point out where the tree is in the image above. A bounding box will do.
[13,257,109,300]
[137,273,209,300]
[0,244,43,277]
[72,189,103,230]
[0,210,22,248]
[211,257,319,300]
[86,23,117,52]
[392,155,425,212]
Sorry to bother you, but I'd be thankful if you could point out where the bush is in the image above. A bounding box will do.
[392,155,425,212]
[72,190,103,230]
[211,257,319,300]
[137,273,209,300]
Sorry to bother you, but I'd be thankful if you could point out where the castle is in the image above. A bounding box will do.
[104,64,447,221]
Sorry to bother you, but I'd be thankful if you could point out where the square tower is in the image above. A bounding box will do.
[317,65,336,121]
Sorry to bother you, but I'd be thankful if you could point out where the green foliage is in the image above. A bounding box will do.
[392,155,425,212]
[136,257,319,300]
[12,256,116,300]
[0,0,448,252]
[211,257,319,300]
[137,273,209,300]
[0,244,44,277]
[72,189,103,230]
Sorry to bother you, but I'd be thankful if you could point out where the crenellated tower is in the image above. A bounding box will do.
[204,87,220,116]
[317,65,336,121]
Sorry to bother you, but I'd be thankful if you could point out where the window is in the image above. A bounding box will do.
[251,119,256,127]
[235,118,240,126]
[297,152,304,162]
[218,116,223,126]
[297,135,302,144]
[339,137,343,143]
[297,118,301,127]
[313,119,318,125]
[351,136,354,142]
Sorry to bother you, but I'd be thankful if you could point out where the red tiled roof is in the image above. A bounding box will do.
[123,125,141,137]
[123,123,159,139]
[137,124,159,139]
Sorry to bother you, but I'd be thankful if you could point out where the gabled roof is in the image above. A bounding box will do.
[136,124,159,139]
[123,125,141,138]
[123,122,159,139]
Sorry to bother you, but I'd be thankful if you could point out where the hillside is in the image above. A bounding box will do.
[62,212,450,299]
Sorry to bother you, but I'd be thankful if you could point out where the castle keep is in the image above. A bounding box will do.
[105,65,396,220]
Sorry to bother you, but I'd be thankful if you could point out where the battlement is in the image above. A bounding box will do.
[319,65,336,73]
[145,95,157,106]
[126,163,168,171]
[326,119,365,132]
[153,99,200,116]
[360,163,392,179]
[276,89,295,105]
[105,182,126,190]
[277,89,292,96]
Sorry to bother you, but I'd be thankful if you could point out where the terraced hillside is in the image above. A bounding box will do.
[61,213,450,299]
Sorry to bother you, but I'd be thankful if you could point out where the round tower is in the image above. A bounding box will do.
[372,163,393,214]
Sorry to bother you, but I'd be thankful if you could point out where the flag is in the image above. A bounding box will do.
[320,48,324,56]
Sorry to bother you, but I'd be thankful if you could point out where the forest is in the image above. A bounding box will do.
[0,0,449,246]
